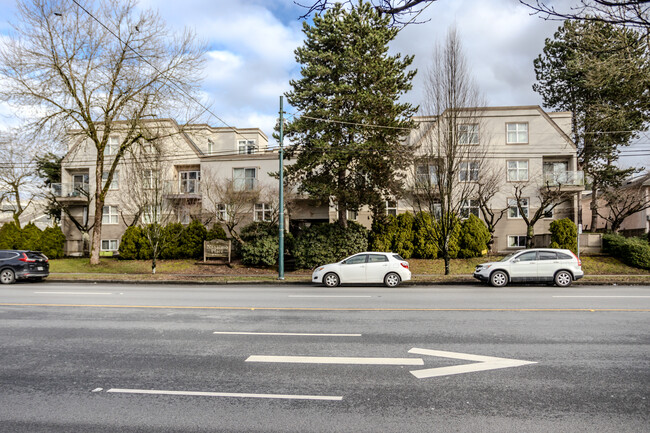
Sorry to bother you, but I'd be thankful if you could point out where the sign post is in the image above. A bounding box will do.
[278,96,285,280]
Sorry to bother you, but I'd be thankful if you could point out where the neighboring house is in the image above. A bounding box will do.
[0,200,54,230]
[581,173,650,236]
[55,106,583,256]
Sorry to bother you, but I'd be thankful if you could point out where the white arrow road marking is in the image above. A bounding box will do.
[215,331,361,337]
[246,355,424,366]
[106,388,342,401]
[34,292,113,295]
[408,348,537,379]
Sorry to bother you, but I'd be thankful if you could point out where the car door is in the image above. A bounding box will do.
[365,254,390,283]
[537,251,558,282]
[508,251,538,282]
[338,254,368,283]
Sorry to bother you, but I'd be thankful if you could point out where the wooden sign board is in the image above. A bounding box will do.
[204,239,231,264]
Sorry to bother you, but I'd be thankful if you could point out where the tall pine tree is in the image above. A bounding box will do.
[284,2,418,228]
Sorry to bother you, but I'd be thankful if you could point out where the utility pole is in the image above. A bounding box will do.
[278,96,285,280]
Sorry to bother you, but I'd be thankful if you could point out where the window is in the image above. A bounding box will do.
[102,171,119,190]
[386,200,397,216]
[508,235,527,248]
[234,168,257,191]
[180,171,200,193]
[517,251,537,261]
[238,140,256,154]
[71,174,89,197]
[101,239,118,251]
[508,198,529,218]
[216,204,227,221]
[458,124,479,145]
[507,160,528,181]
[459,161,479,182]
[142,205,161,224]
[416,164,438,186]
[208,139,214,155]
[254,203,272,222]
[102,206,118,224]
[347,210,358,221]
[539,251,557,260]
[143,170,157,189]
[543,204,554,218]
[460,199,480,218]
[345,254,367,265]
[506,123,528,144]
[368,254,389,263]
[106,136,119,155]
[543,161,569,184]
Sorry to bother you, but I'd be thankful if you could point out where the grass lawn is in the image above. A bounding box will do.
[49,255,649,276]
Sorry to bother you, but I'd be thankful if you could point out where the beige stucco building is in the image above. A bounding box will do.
[55,106,583,256]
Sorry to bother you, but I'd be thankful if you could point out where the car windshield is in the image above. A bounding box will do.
[499,253,516,262]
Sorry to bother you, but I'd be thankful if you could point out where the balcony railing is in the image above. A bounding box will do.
[51,183,90,198]
[543,170,584,186]
[163,180,202,197]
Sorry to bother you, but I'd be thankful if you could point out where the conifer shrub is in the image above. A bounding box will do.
[457,214,490,258]
[413,212,437,259]
[20,223,42,251]
[392,212,415,259]
[206,224,227,241]
[368,214,398,252]
[160,222,184,259]
[549,218,577,253]
[40,226,66,259]
[0,222,23,249]
[294,221,368,269]
[179,220,207,259]
[238,222,294,267]
[118,226,145,259]
[603,234,650,270]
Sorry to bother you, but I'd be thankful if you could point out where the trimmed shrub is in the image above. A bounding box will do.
[433,215,460,259]
[179,220,207,259]
[0,222,23,249]
[238,222,294,267]
[40,226,66,259]
[550,218,577,253]
[412,212,437,259]
[392,212,415,259]
[119,226,144,259]
[457,214,490,258]
[603,234,650,270]
[294,221,368,269]
[160,223,184,259]
[368,214,398,252]
[21,223,42,251]
[206,224,227,241]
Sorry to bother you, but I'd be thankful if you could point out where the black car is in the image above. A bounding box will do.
[0,250,49,284]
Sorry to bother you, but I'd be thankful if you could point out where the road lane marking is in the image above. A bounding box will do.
[288,295,372,298]
[246,355,424,366]
[34,292,113,295]
[214,331,361,337]
[106,388,342,401]
[408,348,537,379]
[1,303,649,312]
[553,296,650,298]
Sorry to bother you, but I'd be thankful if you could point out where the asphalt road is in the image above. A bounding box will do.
[0,282,648,432]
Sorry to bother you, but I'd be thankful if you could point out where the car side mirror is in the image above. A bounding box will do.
[512,258,520,263]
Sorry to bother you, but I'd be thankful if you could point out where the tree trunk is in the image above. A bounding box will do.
[338,206,347,228]
[443,253,450,275]
[151,256,157,274]
[525,224,535,249]
[89,197,104,265]
[589,189,599,232]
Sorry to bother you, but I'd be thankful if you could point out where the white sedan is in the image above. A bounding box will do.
[312,252,411,287]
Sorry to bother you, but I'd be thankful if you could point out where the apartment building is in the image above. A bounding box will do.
[54,106,583,256]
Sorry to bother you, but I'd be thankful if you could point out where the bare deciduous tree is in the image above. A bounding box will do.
[0,132,37,227]
[409,27,486,274]
[296,0,440,26]
[0,0,206,264]
[475,161,507,253]
[596,173,650,233]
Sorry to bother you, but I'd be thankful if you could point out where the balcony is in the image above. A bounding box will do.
[51,183,90,202]
[542,171,585,191]
[164,180,202,201]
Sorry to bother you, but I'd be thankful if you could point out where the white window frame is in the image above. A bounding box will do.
[179,170,200,193]
[460,199,480,219]
[507,160,529,182]
[347,209,358,221]
[508,235,527,248]
[416,164,438,186]
[102,205,119,224]
[386,200,397,216]
[508,198,529,219]
[143,170,157,189]
[208,139,215,155]
[458,124,479,145]
[102,171,119,190]
[234,167,257,191]
[506,123,529,144]
[101,239,119,251]
[142,205,162,224]
[459,161,479,182]
[254,203,272,222]
[238,140,256,154]
[216,203,227,221]
[106,136,119,155]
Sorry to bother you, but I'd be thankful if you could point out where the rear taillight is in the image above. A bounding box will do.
[570,251,581,267]
[400,262,409,270]
[18,253,36,263]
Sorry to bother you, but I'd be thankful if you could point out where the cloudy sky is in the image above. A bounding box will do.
[0,0,646,167]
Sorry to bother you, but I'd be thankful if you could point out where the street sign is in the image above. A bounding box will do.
[246,348,536,379]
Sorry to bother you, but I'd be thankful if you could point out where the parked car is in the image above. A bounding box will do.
[312,252,411,287]
[0,250,50,284]
[473,248,583,287]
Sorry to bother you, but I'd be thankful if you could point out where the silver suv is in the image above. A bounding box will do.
[473,248,584,287]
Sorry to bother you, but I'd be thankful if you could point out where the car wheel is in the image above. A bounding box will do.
[490,270,508,287]
[0,269,16,285]
[384,272,401,288]
[323,273,340,287]
[554,270,573,287]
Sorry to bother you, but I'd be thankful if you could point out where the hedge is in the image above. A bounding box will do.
[293,221,368,269]
[550,218,577,253]
[457,214,490,258]
[0,223,65,258]
[602,234,650,270]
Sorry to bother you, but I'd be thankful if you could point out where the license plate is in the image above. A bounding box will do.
[37,267,43,271]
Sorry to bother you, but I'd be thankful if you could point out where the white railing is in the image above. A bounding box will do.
[543,170,584,186]
[51,183,90,198]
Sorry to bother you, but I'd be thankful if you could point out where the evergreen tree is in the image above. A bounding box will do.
[284,2,418,228]
[533,20,650,230]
